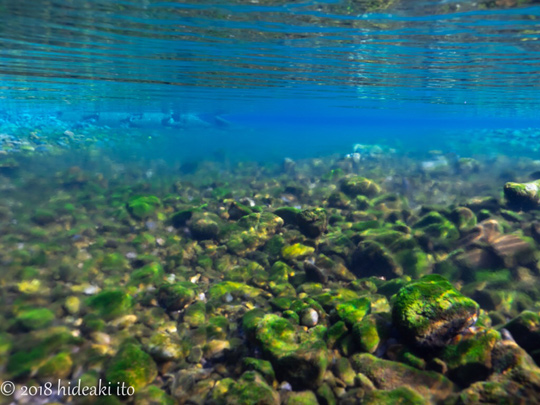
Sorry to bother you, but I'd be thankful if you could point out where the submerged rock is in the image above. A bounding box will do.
[504,180,540,210]
[350,353,456,402]
[392,275,479,349]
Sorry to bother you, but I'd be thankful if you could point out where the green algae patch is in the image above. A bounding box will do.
[129,262,164,286]
[86,290,133,321]
[15,307,55,331]
[37,351,73,379]
[352,313,391,354]
[362,387,427,405]
[157,282,196,311]
[252,314,329,389]
[334,298,371,327]
[126,195,161,220]
[504,180,540,210]
[413,211,460,244]
[223,371,279,405]
[297,208,327,238]
[442,329,501,386]
[285,390,319,404]
[392,275,479,349]
[340,176,381,197]
[208,281,265,302]
[281,243,315,261]
[106,343,158,392]
[242,357,276,386]
[134,385,175,405]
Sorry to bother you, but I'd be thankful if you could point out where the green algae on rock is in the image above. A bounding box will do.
[126,195,161,220]
[392,275,480,349]
[340,176,381,197]
[297,208,327,238]
[86,290,133,321]
[249,313,329,389]
[504,180,540,210]
[351,353,456,402]
[106,343,158,392]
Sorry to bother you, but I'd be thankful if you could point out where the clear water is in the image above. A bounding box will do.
[1,0,540,161]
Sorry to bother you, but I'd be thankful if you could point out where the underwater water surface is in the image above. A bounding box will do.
[2,0,540,404]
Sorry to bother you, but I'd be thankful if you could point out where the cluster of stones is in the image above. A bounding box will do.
[2,153,540,404]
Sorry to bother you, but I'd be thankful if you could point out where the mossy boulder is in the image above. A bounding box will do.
[251,314,328,389]
[134,385,175,405]
[297,208,327,238]
[285,390,319,405]
[37,351,73,380]
[31,208,56,225]
[157,282,196,311]
[223,371,279,405]
[362,387,427,405]
[282,243,315,261]
[350,353,456,402]
[86,290,133,321]
[226,212,284,256]
[341,176,381,197]
[189,212,221,240]
[334,297,371,327]
[126,195,161,220]
[392,275,480,349]
[352,313,391,354]
[15,308,55,331]
[129,262,164,285]
[351,240,402,279]
[503,311,540,356]
[504,180,540,210]
[413,211,460,244]
[106,343,158,392]
[146,332,184,361]
[274,207,300,226]
[449,207,477,232]
[242,357,276,386]
[442,329,501,386]
[228,201,253,220]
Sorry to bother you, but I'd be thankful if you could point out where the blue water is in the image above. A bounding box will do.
[1,0,540,159]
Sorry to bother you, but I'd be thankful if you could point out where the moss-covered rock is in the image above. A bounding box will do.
[129,262,164,286]
[189,212,221,240]
[392,275,479,349]
[334,297,371,327]
[503,311,540,357]
[442,329,501,386]
[504,180,540,210]
[351,353,456,402]
[351,240,402,279]
[134,385,175,405]
[284,390,319,405]
[223,371,279,405]
[282,243,315,261]
[37,351,73,380]
[413,211,460,244]
[341,176,381,197]
[297,208,327,238]
[126,195,161,220]
[251,314,328,389]
[86,290,133,321]
[105,343,158,392]
[15,307,55,331]
[352,313,391,354]
[362,387,427,405]
[157,282,196,311]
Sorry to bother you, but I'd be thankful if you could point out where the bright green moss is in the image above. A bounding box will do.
[16,308,55,331]
[105,343,158,392]
[86,290,133,321]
